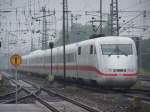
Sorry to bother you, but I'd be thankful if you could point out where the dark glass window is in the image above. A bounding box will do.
[101,44,133,56]
[78,47,81,55]
[90,45,93,54]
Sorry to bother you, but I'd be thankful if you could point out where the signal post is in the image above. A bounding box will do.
[10,54,22,104]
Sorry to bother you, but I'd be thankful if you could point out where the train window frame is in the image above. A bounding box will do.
[101,44,133,55]
[78,47,81,55]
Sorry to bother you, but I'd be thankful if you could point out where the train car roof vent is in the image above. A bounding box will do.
[89,34,105,39]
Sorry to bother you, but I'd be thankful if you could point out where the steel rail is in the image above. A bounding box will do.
[2,93,33,104]
[23,80,100,112]
[42,88,100,112]
[10,79,60,112]
[22,87,60,112]
[0,87,22,100]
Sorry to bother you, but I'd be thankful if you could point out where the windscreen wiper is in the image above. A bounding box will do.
[108,46,128,56]
[108,48,117,56]
[118,49,128,56]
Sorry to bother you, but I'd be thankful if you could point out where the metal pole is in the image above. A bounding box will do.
[51,48,52,75]
[63,0,66,81]
[15,67,18,104]
[110,3,113,36]
[100,0,102,34]
[139,38,141,72]
[66,0,69,44]
[49,42,54,80]
[7,30,10,69]
[31,32,33,51]
[71,14,73,31]
[116,0,119,36]
[110,0,119,36]
[42,7,48,50]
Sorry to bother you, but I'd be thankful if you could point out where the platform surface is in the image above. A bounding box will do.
[0,104,50,112]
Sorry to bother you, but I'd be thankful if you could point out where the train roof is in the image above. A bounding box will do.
[96,36,134,44]
[22,50,43,59]
[23,36,134,58]
[74,36,134,45]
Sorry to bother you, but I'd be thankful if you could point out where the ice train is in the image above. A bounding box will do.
[19,36,138,88]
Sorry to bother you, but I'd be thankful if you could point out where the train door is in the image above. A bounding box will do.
[76,45,81,79]
[88,44,95,79]
[76,45,88,80]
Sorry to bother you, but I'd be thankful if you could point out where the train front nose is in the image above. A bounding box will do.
[99,39,138,88]
[100,56,137,88]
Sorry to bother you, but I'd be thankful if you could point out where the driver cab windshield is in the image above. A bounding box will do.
[101,44,133,56]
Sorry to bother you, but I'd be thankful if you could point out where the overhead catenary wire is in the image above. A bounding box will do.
[119,13,143,30]
[120,0,150,11]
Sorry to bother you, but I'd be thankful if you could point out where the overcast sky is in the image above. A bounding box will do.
[0,0,150,53]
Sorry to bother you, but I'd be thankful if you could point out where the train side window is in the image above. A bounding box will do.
[78,47,81,55]
[90,45,93,54]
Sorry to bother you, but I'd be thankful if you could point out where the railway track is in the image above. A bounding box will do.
[0,87,23,103]
[23,80,101,112]
[137,74,150,90]
[1,77,101,112]
[19,72,150,105]
[3,71,150,111]
[23,77,150,110]
[137,75,150,82]
[77,84,150,103]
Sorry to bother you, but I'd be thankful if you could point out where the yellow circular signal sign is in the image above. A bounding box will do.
[10,54,22,67]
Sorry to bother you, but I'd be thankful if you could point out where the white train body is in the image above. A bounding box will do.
[20,36,138,88]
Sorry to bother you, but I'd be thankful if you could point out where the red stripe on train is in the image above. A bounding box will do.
[21,65,137,77]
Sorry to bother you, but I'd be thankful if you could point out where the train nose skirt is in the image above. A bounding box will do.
[102,76,137,88]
